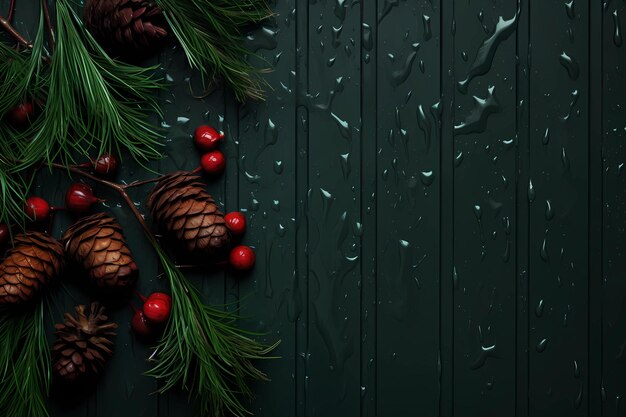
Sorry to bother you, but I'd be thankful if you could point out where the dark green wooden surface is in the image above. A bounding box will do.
[2,0,625,416]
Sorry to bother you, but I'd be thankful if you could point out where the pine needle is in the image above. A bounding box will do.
[146,247,279,417]
[0,302,51,417]
[16,0,165,171]
[155,0,272,101]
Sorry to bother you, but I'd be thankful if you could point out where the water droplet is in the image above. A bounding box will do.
[457,14,519,93]
[561,147,570,170]
[565,1,576,19]
[543,127,550,145]
[331,113,352,140]
[536,338,548,352]
[246,26,278,52]
[613,9,623,47]
[454,86,501,136]
[362,23,373,51]
[545,200,554,220]
[535,299,544,317]
[340,153,351,179]
[559,52,580,80]
[264,119,278,147]
[417,105,432,150]
[176,116,190,125]
[422,15,432,41]
[391,52,418,87]
[528,179,536,202]
[332,25,343,48]
[273,160,284,174]
[420,171,434,186]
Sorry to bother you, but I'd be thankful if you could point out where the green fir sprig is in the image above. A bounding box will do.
[147,245,279,417]
[17,0,164,170]
[0,302,51,417]
[156,0,272,101]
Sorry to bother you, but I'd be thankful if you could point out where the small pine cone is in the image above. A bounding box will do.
[62,213,138,291]
[84,0,168,56]
[52,302,118,383]
[147,172,231,258]
[0,232,64,305]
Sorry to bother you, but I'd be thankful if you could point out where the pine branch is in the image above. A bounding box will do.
[16,0,165,171]
[0,302,51,417]
[47,162,279,417]
[155,0,272,101]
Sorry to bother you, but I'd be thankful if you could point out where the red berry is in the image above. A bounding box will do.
[66,183,101,214]
[7,102,34,128]
[0,224,9,245]
[24,196,50,222]
[225,212,246,236]
[92,153,119,177]
[229,245,256,271]
[143,292,172,324]
[200,150,226,176]
[131,309,156,339]
[194,125,224,152]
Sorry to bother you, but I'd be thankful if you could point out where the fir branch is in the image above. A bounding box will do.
[48,162,279,417]
[147,250,278,417]
[155,0,272,101]
[16,0,165,171]
[0,302,51,417]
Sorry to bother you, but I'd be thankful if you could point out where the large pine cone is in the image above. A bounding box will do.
[52,303,118,383]
[147,172,231,258]
[62,213,138,291]
[0,232,64,305]
[84,0,168,56]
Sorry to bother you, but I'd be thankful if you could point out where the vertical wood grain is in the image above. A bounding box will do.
[452,0,518,415]
[528,0,590,415]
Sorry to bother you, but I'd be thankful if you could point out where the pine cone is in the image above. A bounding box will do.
[84,0,168,56]
[0,232,64,305]
[62,213,138,291]
[147,172,231,258]
[52,303,118,383]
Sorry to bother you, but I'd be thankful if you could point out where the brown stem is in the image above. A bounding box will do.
[123,176,163,189]
[49,163,157,246]
[41,0,54,52]
[0,15,32,49]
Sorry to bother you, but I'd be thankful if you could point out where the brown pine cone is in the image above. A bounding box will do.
[84,0,168,57]
[147,172,231,258]
[0,232,64,305]
[52,302,118,383]
[62,213,138,291]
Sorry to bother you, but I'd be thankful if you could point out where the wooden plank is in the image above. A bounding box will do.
[305,0,362,415]
[360,0,377,415]
[601,1,626,416]
[235,0,298,415]
[528,0,589,415]
[375,0,441,416]
[452,0,518,415]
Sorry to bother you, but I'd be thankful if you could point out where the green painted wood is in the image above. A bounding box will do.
[452,0,518,415]
[529,0,590,415]
[3,0,626,416]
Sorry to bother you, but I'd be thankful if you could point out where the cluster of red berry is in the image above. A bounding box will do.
[193,124,256,272]
[131,291,172,340]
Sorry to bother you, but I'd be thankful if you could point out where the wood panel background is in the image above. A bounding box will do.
[2,0,624,416]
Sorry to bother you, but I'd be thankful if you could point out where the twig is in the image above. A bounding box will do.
[123,177,163,189]
[7,0,15,22]
[49,163,157,246]
[41,0,54,52]
[0,14,32,49]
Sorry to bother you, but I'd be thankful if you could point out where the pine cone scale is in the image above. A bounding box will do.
[0,232,64,305]
[148,172,232,258]
[62,213,138,291]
